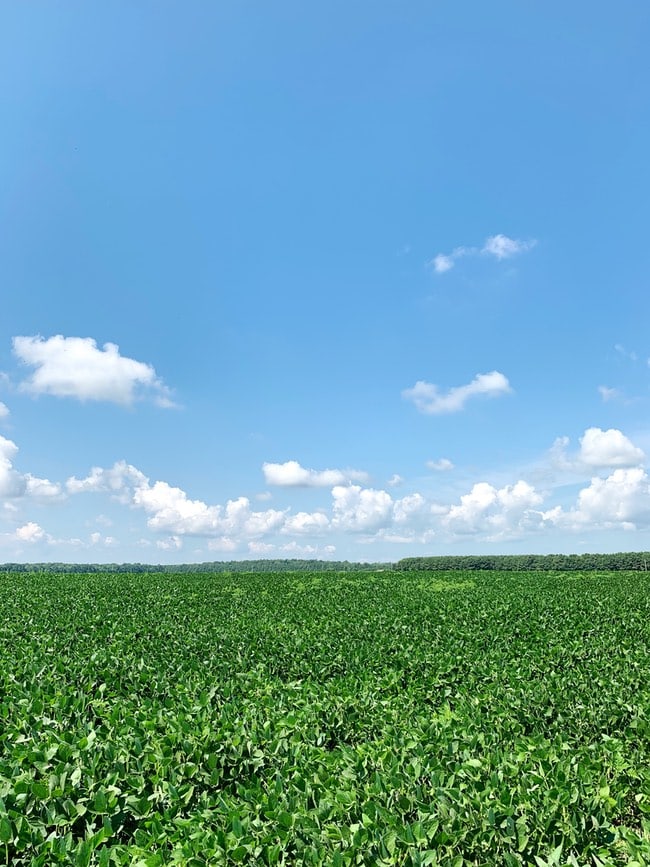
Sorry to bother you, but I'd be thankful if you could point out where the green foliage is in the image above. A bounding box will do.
[397,553,650,571]
[1,570,650,864]
[0,559,390,575]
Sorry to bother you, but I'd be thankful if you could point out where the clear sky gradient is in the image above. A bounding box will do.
[2,2,650,562]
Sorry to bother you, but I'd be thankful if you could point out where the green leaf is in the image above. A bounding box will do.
[0,817,13,844]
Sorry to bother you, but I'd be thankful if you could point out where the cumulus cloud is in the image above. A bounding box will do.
[330,485,430,536]
[426,458,454,471]
[13,335,175,407]
[15,521,45,543]
[0,402,9,420]
[579,427,645,468]
[563,468,650,530]
[0,436,60,501]
[25,475,63,499]
[331,485,394,533]
[67,461,147,500]
[281,511,330,535]
[403,371,511,415]
[444,480,544,539]
[133,479,287,539]
[52,423,650,554]
[392,493,427,525]
[67,460,294,549]
[262,460,368,487]
[430,234,535,273]
[0,436,26,498]
[552,428,646,472]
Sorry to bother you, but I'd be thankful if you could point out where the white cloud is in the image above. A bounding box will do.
[13,335,175,407]
[387,474,404,487]
[67,461,147,499]
[481,234,535,260]
[329,486,430,536]
[579,427,645,468]
[550,428,645,475]
[392,493,427,525]
[89,531,118,547]
[54,424,650,553]
[134,480,287,539]
[0,402,9,420]
[0,434,65,501]
[444,480,544,539]
[432,254,454,273]
[564,468,650,530]
[69,460,296,549]
[281,511,330,535]
[429,246,474,273]
[331,485,394,532]
[263,460,368,487]
[133,480,222,535]
[15,521,45,543]
[403,371,511,415]
[426,458,454,471]
[431,234,535,274]
[25,475,63,499]
[0,435,26,498]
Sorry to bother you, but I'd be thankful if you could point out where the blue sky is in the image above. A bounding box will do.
[2,1,650,562]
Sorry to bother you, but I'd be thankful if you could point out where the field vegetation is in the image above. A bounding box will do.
[1,570,650,865]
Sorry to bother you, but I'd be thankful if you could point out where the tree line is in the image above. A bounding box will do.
[395,553,650,571]
[0,559,389,574]
[3,553,650,573]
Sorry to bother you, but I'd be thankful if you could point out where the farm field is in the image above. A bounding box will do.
[1,571,650,866]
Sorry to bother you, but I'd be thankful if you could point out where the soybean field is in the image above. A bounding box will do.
[1,570,650,866]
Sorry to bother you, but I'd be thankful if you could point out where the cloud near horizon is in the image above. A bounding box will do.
[13,335,176,408]
[4,424,650,554]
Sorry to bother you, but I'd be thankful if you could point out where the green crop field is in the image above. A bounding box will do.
[1,570,650,866]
